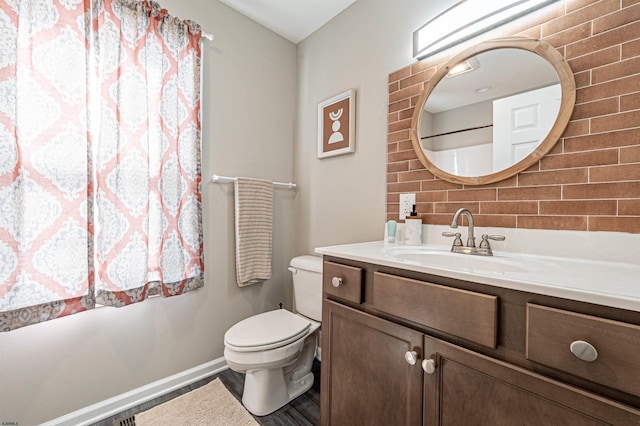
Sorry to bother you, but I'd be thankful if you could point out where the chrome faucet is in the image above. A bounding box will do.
[451,208,475,248]
[442,208,505,256]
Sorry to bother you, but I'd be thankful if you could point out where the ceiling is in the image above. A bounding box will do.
[425,48,560,113]
[218,0,357,44]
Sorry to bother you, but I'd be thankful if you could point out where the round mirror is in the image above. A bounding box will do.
[410,37,576,185]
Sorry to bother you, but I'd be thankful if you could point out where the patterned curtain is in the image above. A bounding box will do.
[92,0,204,306]
[0,0,204,331]
[0,0,94,330]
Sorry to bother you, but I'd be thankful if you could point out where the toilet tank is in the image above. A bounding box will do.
[290,255,323,322]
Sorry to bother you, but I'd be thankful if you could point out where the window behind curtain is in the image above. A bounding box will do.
[0,0,94,329]
[0,0,204,331]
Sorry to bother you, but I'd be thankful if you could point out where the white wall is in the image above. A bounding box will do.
[294,0,457,254]
[0,1,297,424]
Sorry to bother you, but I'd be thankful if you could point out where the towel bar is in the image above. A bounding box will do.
[211,174,296,190]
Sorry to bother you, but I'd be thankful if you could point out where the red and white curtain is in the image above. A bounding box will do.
[0,0,204,331]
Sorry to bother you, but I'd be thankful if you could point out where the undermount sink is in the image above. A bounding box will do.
[384,246,546,274]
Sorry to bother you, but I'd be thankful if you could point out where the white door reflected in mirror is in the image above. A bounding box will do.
[493,83,561,174]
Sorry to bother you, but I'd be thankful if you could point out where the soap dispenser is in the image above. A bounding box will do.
[404,204,422,245]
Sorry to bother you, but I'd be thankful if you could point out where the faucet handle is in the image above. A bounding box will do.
[442,231,463,246]
[479,234,506,249]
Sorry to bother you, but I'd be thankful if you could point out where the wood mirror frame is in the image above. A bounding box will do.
[410,37,576,185]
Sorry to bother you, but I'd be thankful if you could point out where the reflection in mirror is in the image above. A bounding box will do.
[421,49,560,177]
[411,37,576,185]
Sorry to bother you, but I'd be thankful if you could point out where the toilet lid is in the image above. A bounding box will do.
[224,309,311,351]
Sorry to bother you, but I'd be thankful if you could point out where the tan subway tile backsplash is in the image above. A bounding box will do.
[388,161,409,173]
[388,85,422,104]
[518,168,589,186]
[435,202,480,215]
[566,20,640,59]
[388,118,411,134]
[620,199,640,215]
[591,56,640,85]
[448,189,497,202]
[571,98,618,121]
[589,164,640,182]
[621,92,640,111]
[542,0,614,37]
[621,146,640,163]
[388,67,410,84]
[622,38,640,59]
[387,149,416,163]
[480,201,539,215]
[539,200,618,215]
[588,216,640,232]
[398,169,434,183]
[518,215,588,231]
[591,110,640,134]
[592,3,640,35]
[543,22,592,48]
[388,129,410,143]
[567,45,620,73]
[400,69,434,90]
[573,71,591,89]
[416,191,447,203]
[576,74,640,104]
[564,128,640,152]
[498,186,562,201]
[387,0,640,233]
[563,119,590,137]
[421,179,462,192]
[562,182,640,199]
[540,149,618,170]
[389,99,410,114]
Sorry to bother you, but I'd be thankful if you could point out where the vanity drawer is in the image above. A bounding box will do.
[526,303,640,397]
[372,272,498,348]
[323,261,363,304]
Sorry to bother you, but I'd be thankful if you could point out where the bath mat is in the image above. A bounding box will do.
[135,378,258,426]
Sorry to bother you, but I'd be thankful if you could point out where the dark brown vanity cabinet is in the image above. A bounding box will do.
[320,258,640,426]
[423,336,639,425]
[322,300,423,425]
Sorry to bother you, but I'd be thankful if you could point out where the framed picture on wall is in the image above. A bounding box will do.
[317,89,356,158]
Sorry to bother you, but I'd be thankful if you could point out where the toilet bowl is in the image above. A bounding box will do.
[223,255,323,416]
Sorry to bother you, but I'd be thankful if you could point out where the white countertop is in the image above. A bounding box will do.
[316,240,640,313]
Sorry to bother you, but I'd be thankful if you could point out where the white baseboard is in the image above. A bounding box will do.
[43,357,229,426]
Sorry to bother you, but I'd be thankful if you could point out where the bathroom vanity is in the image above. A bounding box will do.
[316,241,640,425]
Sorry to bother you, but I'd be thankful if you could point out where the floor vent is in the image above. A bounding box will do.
[113,415,136,426]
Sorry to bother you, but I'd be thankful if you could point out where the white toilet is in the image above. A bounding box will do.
[223,255,323,416]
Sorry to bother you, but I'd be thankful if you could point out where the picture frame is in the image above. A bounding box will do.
[317,89,356,158]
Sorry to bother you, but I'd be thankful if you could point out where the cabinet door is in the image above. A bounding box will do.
[423,335,640,426]
[321,300,423,426]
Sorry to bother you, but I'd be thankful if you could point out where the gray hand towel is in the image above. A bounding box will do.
[234,177,273,286]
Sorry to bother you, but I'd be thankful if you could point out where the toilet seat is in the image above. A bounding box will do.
[224,309,311,352]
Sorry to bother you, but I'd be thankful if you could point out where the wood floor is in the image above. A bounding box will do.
[93,360,320,426]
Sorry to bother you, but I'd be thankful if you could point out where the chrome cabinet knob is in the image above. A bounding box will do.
[570,340,598,362]
[331,277,343,288]
[405,350,418,365]
[422,359,436,374]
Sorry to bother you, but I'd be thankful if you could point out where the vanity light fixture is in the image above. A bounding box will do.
[413,0,560,60]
